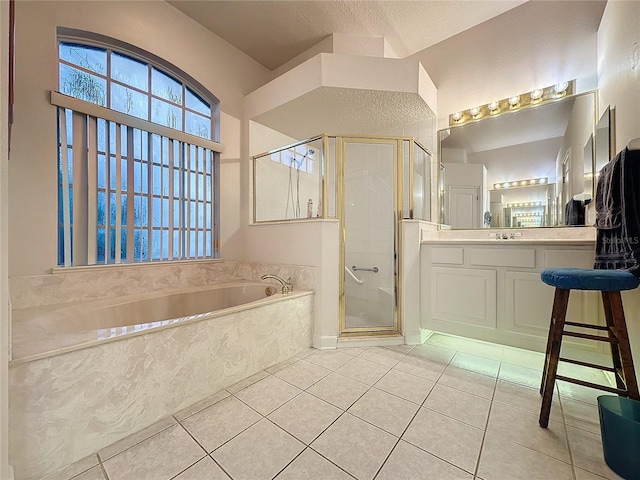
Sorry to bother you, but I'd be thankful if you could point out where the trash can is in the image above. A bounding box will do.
[598,395,640,480]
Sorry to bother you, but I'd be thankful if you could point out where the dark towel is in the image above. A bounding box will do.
[565,199,585,226]
[594,147,640,276]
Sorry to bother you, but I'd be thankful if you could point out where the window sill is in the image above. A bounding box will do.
[51,258,223,275]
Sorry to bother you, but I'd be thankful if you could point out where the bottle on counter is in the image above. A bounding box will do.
[307,198,313,218]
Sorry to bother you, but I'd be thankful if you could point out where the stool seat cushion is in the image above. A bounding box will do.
[541,268,640,291]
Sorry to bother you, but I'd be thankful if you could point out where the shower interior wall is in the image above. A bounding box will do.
[344,142,395,329]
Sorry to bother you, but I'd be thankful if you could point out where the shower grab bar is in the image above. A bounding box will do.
[352,265,379,273]
[345,266,364,284]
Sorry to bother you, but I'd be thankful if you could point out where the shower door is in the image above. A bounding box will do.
[340,138,399,335]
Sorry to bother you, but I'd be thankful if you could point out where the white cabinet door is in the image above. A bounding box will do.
[505,270,602,351]
[430,267,496,328]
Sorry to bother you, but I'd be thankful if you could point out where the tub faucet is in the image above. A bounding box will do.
[261,274,293,294]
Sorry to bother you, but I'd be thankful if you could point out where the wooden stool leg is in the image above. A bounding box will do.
[608,291,640,400]
[602,291,626,391]
[540,288,569,428]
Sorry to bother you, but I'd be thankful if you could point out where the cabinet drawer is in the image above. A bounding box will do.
[469,248,535,267]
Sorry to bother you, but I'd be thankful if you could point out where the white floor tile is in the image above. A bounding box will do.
[180,396,261,452]
[493,380,562,423]
[42,455,100,480]
[274,448,353,480]
[561,397,602,434]
[497,363,542,389]
[457,340,504,361]
[374,368,435,405]
[438,365,497,399]
[357,346,406,367]
[403,408,483,474]
[487,401,570,463]
[212,419,305,480]
[234,375,302,415]
[273,359,332,389]
[393,355,446,382]
[348,387,419,436]
[311,413,397,480]
[477,433,573,480]
[173,457,231,480]
[336,357,391,386]
[449,352,501,377]
[305,350,354,370]
[377,440,472,480]
[566,426,623,479]
[307,372,369,410]
[409,344,456,364]
[424,384,491,429]
[268,392,342,444]
[102,424,205,480]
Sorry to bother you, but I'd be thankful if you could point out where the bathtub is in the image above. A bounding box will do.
[9,281,313,479]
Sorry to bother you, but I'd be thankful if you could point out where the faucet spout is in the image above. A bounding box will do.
[260,274,293,294]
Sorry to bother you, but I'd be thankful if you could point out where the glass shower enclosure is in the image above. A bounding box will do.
[253,134,432,337]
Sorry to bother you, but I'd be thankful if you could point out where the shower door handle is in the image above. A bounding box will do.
[352,266,379,273]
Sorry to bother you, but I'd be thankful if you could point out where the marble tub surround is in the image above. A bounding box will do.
[9,293,313,480]
[11,283,311,363]
[9,259,314,310]
[41,335,620,480]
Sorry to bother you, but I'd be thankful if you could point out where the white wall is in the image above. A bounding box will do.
[243,221,340,349]
[411,1,601,128]
[1,1,12,477]
[598,0,640,384]
[9,1,271,277]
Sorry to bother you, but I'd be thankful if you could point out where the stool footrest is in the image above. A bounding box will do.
[558,357,616,373]
[562,330,617,343]
[555,375,628,395]
[564,321,610,332]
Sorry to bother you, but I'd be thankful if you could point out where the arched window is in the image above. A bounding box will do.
[54,32,222,266]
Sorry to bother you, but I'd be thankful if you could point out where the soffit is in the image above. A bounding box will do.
[253,87,434,140]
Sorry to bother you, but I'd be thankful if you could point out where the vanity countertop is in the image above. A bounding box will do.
[421,238,596,246]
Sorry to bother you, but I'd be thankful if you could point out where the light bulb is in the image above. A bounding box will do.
[539,178,547,184]
[530,89,544,100]
[452,112,463,121]
[553,81,569,94]
[488,101,499,113]
[508,96,520,107]
[502,183,509,189]
[470,107,480,117]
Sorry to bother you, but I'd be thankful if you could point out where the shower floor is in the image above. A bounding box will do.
[45,332,617,480]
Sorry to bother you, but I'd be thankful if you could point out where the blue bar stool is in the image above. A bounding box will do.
[539,268,640,428]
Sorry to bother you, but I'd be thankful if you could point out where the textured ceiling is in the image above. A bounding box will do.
[167,0,527,70]
[253,87,435,140]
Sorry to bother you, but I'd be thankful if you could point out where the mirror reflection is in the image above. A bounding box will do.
[439,91,596,228]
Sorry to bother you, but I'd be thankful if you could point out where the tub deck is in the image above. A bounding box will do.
[11,281,312,364]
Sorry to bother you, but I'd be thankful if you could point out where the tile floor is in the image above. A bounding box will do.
[45,333,623,480]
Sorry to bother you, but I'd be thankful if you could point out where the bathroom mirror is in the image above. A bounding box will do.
[438,91,596,229]
[595,106,615,175]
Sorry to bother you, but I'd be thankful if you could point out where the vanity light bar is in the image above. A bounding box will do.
[507,202,543,208]
[494,177,548,190]
[449,80,575,126]
[514,212,543,217]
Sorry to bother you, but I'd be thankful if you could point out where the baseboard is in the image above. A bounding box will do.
[405,328,433,345]
[313,334,337,350]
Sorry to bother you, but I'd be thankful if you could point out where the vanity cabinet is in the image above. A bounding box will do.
[421,241,602,352]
